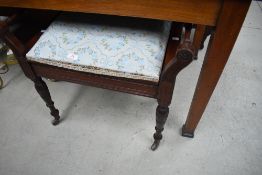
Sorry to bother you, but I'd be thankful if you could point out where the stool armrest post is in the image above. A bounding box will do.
[151,24,195,150]
[161,24,195,84]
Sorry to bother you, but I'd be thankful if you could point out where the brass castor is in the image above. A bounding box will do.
[52,119,60,126]
[151,140,160,151]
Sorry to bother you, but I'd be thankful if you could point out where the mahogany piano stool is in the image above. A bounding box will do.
[0,0,251,150]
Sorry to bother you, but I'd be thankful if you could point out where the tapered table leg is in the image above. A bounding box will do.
[182,0,252,137]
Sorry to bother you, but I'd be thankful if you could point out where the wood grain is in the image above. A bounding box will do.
[182,0,252,137]
[31,62,159,98]
[0,0,222,25]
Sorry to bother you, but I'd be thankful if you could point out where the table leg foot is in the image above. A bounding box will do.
[151,140,160,151]
[181,125,194,138]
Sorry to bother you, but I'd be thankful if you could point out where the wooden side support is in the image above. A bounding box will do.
[0,14,61,125]
[151,23,196,150]
[200,26,214,50]
[193,25,207,59]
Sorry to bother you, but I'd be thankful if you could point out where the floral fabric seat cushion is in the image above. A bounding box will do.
[26,13,171,82]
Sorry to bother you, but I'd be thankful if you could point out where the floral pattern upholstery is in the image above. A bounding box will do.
[26,13,171,82]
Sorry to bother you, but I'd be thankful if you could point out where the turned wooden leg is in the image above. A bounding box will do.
[151,105,169,150]
[1,15,61,125]
[182,1,251,137]
[150,24,195,150]
[34,77,60,125]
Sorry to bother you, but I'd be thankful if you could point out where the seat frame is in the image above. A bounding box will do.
[0,10,205,150]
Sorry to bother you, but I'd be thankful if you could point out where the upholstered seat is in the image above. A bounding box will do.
[26,14,171,82]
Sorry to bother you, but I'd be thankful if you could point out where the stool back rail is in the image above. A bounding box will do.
[0,10,202,150]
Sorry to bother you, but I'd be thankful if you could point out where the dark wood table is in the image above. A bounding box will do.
[0,0,251,138]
